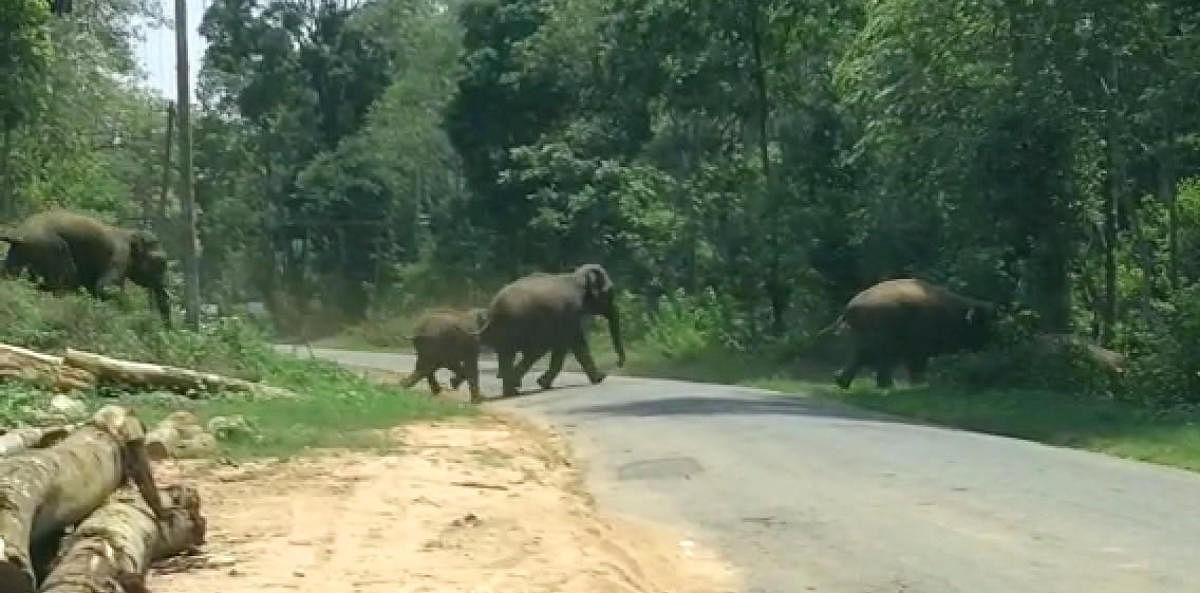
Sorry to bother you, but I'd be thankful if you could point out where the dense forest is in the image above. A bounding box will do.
[3,0,1200,402]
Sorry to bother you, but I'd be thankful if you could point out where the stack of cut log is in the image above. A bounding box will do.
[0,343,294,399]
[0,405,206,593]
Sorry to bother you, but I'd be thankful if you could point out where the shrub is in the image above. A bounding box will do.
[0,278,272,379]
[1119,284,1200,406]
[929,311,1114,396]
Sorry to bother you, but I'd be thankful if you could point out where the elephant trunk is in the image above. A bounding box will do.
[607,307,625,367]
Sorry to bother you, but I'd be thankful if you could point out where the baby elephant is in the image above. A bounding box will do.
[400,308,488,403]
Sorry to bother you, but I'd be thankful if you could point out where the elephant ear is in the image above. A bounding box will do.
[128,229,162,257]
[577,264,613,303]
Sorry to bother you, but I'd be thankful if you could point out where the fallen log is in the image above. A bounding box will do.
[38,484,206,593]
[145,411,205,461]
[0,405,163,593]
[0,344,96,392]
[64,349,295,399]
[0,427,71,457]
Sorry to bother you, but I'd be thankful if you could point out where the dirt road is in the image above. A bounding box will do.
[306,348,1200,593]
[150,415,735,593]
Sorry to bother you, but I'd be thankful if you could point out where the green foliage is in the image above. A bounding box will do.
[0,0,52,132]
[929,314,1115,396]
[0,278,270,378]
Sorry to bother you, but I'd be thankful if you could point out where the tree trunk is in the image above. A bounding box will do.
[1,126,11,221]
[0,406,163,593]
[1160,143,1178,290]
[1128,199,1156,321]
[63,348,294,399]
[38,484,206,593]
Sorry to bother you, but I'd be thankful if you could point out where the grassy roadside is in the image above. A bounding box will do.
[327,312,1200,472]
[0,280,472,460]
[2,355,471,460]
[618,346,1200,472]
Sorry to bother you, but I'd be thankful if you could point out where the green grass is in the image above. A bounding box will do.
[752,378,1200,472]
[610,345,1200,472]
[3,356,472,460]
[325,307,1200,473]
[0,280,472,460]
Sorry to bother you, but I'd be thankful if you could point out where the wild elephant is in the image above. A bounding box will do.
[400,307,488,403]
[0,210,171,325]
[828,278,996,389]
[479,264,625,397]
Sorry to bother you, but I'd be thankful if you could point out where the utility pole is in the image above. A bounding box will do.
[157,101,175,233]
[174,0,201,330]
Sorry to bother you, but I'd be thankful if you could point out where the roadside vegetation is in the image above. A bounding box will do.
[0,280,469,459]
[4,1,1200,466]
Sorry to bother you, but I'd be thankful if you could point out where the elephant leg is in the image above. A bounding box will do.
[538,347,568,390]
[401,356,431,391]
[463,356,482,404]
[512,347,548,382]
[498,349,518,397]
[835,351,863,389]
[874,358,896,389]
[906,355,929,384]
[449,360,467,390]
[92,265,125,300]
[570,338,605,384]
[425,368,444,395]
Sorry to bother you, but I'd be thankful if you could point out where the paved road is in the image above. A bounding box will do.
[299,347,1200,593]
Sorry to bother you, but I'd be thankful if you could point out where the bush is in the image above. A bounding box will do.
[0,278,273,379]
[636,288,751,361]
[929,312,1115,396]
[1119,284,1200,406]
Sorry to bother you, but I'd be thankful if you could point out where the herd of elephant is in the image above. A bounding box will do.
[0,209,1004,404]
[398,263,1000,404]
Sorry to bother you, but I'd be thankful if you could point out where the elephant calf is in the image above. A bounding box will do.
[0,209,171,325]
[400,308,488,403]
[831,278,996,389]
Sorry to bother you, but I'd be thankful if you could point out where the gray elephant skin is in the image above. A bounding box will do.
[0,210,171,326]
[480,263,626,397]
[831,278,995,389]
[400,307,488,403]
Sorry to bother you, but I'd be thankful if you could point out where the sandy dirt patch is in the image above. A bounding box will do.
[148,414,737,593]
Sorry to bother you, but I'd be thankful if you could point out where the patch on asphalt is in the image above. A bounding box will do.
[617,456,704,481]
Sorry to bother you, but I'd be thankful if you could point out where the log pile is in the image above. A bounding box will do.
[0,342,294,399]
[0,405,207,593]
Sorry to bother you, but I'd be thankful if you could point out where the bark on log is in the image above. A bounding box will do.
[0,427,71,456]
[63,349,295,399]
[145,412,205,461]
[0,344,95,392]
[0,406,163,593]
[38,484,206,593]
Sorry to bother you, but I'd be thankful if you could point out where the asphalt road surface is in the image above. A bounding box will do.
[297,346,1200,593]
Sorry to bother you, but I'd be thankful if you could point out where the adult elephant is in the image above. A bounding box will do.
[0,210,172,325]
[480,264,626,397]
[828,278,995,389]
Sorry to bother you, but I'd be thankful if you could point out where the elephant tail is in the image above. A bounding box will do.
[812,313,847,339]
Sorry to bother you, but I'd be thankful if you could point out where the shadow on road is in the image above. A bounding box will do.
[565,393,909,425]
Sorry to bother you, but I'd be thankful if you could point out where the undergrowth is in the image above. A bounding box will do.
[0,279,470,458]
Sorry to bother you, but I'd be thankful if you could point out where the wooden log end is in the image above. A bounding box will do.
[0,537,35,593]
[155,484,208,553]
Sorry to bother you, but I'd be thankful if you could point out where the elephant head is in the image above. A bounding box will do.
[126,229,171,326]
[574,264,625,367]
